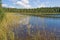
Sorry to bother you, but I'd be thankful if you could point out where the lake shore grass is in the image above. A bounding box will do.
[0,12,28,40]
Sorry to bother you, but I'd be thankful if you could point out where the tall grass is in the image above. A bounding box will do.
[0,9,26,40]
[0,8,15,40]
[0,6,21,40]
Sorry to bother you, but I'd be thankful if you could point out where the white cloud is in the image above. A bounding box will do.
[38,4,46,8]
[2,4,8,7]
[2,0,32,8]
[2,4,15,8]
[16,1,31,8]
[2,0,47,8]
[9,0,17,2]
[16,0,32,8]
[9,6,15,8]
[21,0,29,4]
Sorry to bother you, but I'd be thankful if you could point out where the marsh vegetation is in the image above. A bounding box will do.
[0,4,60,40]
[0,11,60,40]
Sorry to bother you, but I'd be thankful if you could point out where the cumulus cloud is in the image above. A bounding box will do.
[2,0,32,8]
[9,0,17,2]
[8,6,15,8]
[2,4,8,7]
[2,4,15,8]
[16,0,32,8]
[21,0,29,4]
[38,4,46,8]
[2,0,47,8]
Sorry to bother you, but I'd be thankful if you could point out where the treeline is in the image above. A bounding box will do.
[3,7,60,15]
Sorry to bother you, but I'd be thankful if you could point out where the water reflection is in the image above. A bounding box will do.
[12,16,60,40]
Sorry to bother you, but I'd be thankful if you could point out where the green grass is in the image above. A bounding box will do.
[0,10,28,40]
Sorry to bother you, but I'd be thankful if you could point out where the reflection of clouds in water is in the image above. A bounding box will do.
[19,17,30,25]
[12,24,31,38]
[11,16,60,40]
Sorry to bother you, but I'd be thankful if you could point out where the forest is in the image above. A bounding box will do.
[3,7,60,13]
[2,7,60,17]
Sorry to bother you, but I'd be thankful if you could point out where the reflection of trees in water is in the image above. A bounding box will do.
[10,24,60,40]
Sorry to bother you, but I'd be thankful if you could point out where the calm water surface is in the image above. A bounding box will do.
[13,15,60,40]
[29,16,60,32]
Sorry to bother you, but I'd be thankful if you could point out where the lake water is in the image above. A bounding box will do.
[29,16,60,32]
[13,15,60,40]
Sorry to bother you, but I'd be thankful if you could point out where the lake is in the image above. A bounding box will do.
[13,15,60,40]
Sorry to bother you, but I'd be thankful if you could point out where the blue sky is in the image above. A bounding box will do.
[2,0,60,8]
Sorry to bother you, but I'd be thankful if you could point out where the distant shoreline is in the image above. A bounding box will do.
[3,7,60,18]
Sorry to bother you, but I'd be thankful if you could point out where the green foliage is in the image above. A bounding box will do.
[3,7,60,17]
[3,7,60,13]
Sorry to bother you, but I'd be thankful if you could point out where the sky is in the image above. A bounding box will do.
[2,0,60,8]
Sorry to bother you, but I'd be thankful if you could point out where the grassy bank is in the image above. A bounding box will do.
[0,11,28,40]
